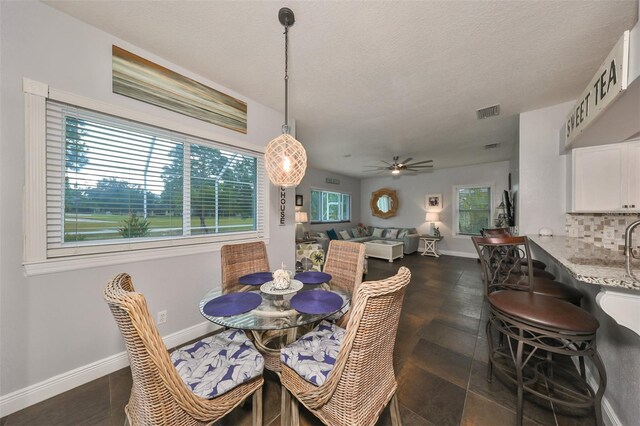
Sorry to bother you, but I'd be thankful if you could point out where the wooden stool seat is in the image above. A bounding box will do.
[505,276,583,304]
[488,290,598,333]
[520,266,556,280]
[520,258,547,270]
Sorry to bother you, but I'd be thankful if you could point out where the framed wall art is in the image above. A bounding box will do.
[426,194,442,209]
[295,194,303,206]
[112,46,247,133]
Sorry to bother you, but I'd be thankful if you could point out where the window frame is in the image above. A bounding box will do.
[452,183,494,237]
[23,78,269,276]
[309,188,352,224]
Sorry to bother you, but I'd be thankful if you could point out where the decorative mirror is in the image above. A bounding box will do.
[370,188,399,219]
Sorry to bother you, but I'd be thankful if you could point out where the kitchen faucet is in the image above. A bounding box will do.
[624,219,640,281]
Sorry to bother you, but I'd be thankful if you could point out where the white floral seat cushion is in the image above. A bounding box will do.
[171,329,264,399]
[281,321,345,386]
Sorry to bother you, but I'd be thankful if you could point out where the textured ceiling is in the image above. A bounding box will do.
[45,1,637,178]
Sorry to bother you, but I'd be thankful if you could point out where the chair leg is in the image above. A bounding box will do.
[390,392,402,426]
[515,338,524,426]
[281,385,291,426]
[252,387,263,426]
[291,394,300,426]
[486,319,494,383]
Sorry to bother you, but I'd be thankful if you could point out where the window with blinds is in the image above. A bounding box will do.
[453,185,492,236]
[309,189,351,223]
[46,100,264,257]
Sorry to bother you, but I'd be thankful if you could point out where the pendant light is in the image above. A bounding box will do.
[264,7,307,187]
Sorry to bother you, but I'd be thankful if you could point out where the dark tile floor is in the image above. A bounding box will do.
[1,254,597,425]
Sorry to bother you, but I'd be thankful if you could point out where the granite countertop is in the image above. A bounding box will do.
[528,235,640,291]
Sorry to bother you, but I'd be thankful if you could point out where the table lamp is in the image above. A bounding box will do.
[426,212,440,236]
[295,211,308,241]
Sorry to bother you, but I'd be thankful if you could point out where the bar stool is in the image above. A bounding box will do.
[472,236,582,304]
[473,236,606,426]
[481,228,548,270]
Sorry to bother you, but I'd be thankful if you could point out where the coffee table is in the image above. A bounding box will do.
[364,240,404,262]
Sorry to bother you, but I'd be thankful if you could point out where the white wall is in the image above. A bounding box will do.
[360,161,510,256]
[295,167,361,234]
[518,101,574,236]
[0,1,295,410]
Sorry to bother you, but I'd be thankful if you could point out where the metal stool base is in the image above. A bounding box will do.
[487,310,607,426]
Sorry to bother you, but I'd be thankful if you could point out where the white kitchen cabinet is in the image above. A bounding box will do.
[572,140,640,212]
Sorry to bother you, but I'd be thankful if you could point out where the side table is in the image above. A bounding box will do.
[420,235,443,257]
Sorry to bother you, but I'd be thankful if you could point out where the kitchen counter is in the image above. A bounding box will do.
[528,235,640,291]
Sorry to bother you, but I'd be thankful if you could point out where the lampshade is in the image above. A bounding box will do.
[425,212,440,222]
[295,211,308,223]
[265,133,307,188]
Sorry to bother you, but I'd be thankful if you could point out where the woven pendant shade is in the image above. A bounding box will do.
[265,133,307,187]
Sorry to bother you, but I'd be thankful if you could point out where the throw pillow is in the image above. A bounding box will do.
[326,229,339,240]
[339,230,351,240]
[398,229,408,239]
[317,232,328,239]
[372,227,384,238]
[386,228,399,239]
[351,227,361,238]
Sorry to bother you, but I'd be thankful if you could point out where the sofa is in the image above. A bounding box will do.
[309,225,420,255]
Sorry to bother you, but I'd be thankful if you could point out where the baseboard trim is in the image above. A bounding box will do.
[0,320,220,417]
[439,250,477,259]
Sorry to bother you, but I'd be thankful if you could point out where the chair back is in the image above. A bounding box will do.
[323,240,365,326]
[221,241,270,294]
[323,240,365,295]
[294,267,410,421]
[103,273,186,424]
[472,236,534,296]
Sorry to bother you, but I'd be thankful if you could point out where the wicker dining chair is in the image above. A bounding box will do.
[104,273,264,426]
[221,241,270,294]
[280,266,411,426]
[323,240,366,327]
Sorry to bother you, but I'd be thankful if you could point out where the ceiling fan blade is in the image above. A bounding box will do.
[408,165,434,169]
[381,160,393,166]
[406,160,434,166]
[399,157,413,165]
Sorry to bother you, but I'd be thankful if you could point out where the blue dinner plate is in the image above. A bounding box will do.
[294,271,332,285]
[290,290,343,315]
[238,272,273,285]
[203,292,262,317]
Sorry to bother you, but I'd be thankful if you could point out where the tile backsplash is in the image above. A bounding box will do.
[566,213,640,252]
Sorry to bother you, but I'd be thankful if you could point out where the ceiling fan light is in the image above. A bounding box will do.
[265,133,307,187]
[391,169,400,175]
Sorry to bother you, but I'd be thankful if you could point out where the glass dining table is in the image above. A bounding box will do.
[198,279,351,372]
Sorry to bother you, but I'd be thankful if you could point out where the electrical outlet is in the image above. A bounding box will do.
[603,228,615,240]
[157,310,167,324]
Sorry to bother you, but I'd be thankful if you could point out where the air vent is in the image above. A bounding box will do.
[477,104,500,120]
[484,143,500,150]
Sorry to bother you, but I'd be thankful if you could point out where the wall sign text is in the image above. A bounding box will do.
[564,31,629,147]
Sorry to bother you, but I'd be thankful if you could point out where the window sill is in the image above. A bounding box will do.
[310,221,351,225]
[23,237,269,276]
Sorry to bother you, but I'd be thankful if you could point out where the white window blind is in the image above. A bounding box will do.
[45,100,264,258]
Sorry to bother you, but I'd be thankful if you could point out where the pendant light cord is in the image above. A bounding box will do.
[283,22,290,131]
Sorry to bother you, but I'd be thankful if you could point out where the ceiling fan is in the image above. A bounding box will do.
[364,156,434,175]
